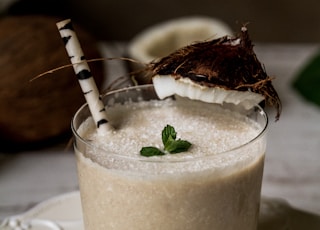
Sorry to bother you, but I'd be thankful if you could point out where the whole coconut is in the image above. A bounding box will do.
[0,15,104,152]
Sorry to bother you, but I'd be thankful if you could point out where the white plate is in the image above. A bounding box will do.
[0,191,83,230]
[1,191,319,230]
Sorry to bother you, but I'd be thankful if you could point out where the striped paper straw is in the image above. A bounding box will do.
[56,19,111,134]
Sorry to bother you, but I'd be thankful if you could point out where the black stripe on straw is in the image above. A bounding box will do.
[97,119,108,128]
[77,69,92,80]
[59,21,74,31]
[83,90,93,95]
[62,35,71,45]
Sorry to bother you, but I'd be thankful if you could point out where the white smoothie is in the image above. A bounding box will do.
[74,93,267,230]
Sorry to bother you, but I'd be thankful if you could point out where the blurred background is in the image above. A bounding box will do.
[1,0,320,43]
[1,0,320,221]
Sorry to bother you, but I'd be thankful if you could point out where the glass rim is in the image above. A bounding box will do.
[71,84,268,163]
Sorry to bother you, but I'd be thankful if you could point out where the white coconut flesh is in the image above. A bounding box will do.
[152,75,265,110]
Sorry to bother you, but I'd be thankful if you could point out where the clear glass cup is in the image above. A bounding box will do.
[72,84,268,230]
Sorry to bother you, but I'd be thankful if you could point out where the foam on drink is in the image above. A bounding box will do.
[78,97,263,170]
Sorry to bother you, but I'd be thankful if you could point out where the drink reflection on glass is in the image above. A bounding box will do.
[72,84,268,230]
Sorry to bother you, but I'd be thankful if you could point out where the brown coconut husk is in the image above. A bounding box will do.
[146,26,282,120]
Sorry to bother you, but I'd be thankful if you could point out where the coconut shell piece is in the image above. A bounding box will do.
[149,26,282,120]
[0,15,104,152]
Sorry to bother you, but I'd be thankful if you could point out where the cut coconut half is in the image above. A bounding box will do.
[148,26,282,120]
[153,75,264,110]
[128,16,233,64]
[127,16,233,84]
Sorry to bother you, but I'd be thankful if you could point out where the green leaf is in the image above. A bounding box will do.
[140,147,165,157]
[165,139,192,153]
[162,124,177,146]
[140,124,192,157]
[293,52,320,107]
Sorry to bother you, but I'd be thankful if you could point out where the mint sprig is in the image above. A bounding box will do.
[140,125,192,157]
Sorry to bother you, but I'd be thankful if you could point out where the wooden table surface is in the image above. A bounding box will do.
[0,43,319,220]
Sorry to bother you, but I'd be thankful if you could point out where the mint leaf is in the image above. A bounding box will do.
[140,147,165,157]
[162,124,176,146]
[164,139,192,153]
[162,125,191,153]
[140,124,192,157]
